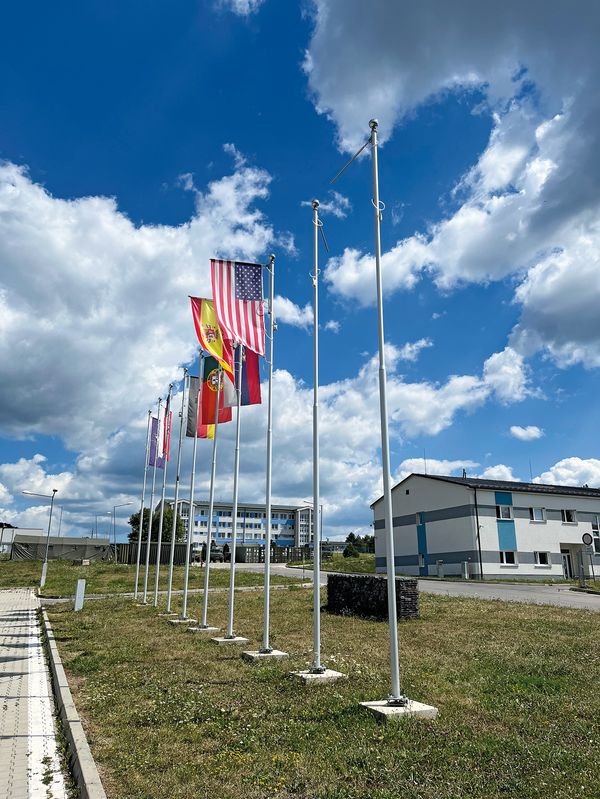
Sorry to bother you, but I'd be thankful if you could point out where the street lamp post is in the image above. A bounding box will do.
[112,503,133,562]
[22,489,58,588]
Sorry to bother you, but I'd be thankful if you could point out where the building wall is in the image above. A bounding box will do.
[373,476,600,579]
[373,475,476,577]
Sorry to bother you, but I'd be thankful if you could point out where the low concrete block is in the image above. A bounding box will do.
[241,649,288,662]
[187,625,220,633]
[211,635,249,645]
[290,668,347,685]
[360,699,439,722]
[168,617,197,625]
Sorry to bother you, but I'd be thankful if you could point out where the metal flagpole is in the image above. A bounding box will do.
[224,344,244,639]
[369,119,404,704]
[165,369,188,614]
[153,384,173,606]
[134,410,152,599]
[197,365,223,630]
[310,203,324,672]
[260,254,277,653]
[142,397,161,605]
[180,353,203,621]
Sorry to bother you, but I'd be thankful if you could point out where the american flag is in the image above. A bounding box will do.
[210,259,265,355]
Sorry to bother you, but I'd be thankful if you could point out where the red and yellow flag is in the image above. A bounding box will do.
[190,297,234,380]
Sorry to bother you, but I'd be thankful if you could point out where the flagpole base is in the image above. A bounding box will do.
[210,635,249,646]
[290,669,346,685]
[187,625,220,633]
[158,612,177,617]
[241,649,288,663]
[359,699,439,722]
[169,617,197,625]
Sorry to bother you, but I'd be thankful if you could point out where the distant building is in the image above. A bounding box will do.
[372,473,600,580]
[0,526,43,554]
[160,498,314,550]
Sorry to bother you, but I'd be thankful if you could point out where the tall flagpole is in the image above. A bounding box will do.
[165,369,188,614]
[369,119,404,704]
[134,410,152,599]
[260,255,277,653]
[224,344,244,640]
[180,353,202,622]
[153,384,173,606]
[196,365,222,631]
[311,203,324,673]
[142,398,161,605]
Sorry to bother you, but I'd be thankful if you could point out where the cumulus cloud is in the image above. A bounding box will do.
[217,0,264,16]
[510,425,544,441]
[534,457,600,487]
[273,296,313,329]
[309,1,600,368]
[397,338,432,363]
[482,347,530,403]
[324,319,340,333]
[479,464,520,481]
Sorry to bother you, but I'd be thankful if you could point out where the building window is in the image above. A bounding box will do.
[529,507,546,522]
[418,554,425,568]
[496,505,512,520]
[416,512,424,525]
[592,516,600,554]
[561,509,577,524]
[534,551,551,566]
[499,551,517,565]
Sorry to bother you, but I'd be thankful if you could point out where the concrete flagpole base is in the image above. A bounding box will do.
[169,617,197,625]
[360,699,439,722]
[187,626,220,634]
[158,612,177,617]
[210,636,249,646]
[290,669,346,685]
[242,649,288,663]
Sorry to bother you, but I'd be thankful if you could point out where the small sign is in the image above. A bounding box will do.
[582,532,593,546]
[74,579,86,611]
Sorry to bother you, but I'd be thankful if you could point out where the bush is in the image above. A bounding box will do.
[343,543,360,558]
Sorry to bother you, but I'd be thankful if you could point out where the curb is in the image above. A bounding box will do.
[41,609,108,799]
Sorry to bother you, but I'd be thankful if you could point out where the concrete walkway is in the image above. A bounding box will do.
[0,589,67,798]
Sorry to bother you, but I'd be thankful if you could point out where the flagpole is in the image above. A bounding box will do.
[142,398,161,604]
[134,410,152,600]
[197,365,222,631]
[180,353,202,622]
[153,384,173,606]
[260,254,277,653]
[224,344,244,640]
[165,369,188,614]
[311,204,324,672]
[369,119,404,705]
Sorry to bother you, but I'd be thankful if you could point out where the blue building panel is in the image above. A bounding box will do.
[416,511,428,576]
[494,491,513,506]
[497,520,517,551]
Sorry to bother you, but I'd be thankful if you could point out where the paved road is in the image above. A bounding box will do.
[217,564,600,611]
[0,588,67,798]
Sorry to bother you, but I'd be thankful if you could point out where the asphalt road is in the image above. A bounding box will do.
[218,563,600,612]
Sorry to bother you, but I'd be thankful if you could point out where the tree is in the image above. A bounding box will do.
[343,543,360,558]
[128,506,186,543]
[345,532,357,545]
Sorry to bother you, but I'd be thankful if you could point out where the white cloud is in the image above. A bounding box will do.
[301,191,352,220]
[534,457,600,488]
[273,296,313,329]
[510,425,544,441]
[397,338,432,363]
[482,347,529,404]
[324,319,340,333]
[308,1,600,368]
[479,464,520,481]
[217,0,265,16]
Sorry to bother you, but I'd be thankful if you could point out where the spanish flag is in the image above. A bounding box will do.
[190,297,234,381]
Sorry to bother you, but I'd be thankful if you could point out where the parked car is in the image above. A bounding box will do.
[201,543,224,563]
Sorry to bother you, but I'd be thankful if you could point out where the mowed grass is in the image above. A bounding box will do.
[0,559,299,596]
[47,588,600,799]
[289,553,376,574]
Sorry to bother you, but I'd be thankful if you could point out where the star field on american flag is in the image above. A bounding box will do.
[235,262,263,301]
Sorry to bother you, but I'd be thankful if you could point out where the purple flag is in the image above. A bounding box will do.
[148,416,165,469]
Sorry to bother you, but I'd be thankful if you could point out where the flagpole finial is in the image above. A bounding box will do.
[369,118,378,130]
[312,199,319,210]
[269,253,275,263]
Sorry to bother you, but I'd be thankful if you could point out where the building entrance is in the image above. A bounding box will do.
[561,550,573,579]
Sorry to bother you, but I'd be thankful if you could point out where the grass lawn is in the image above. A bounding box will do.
[0,559,299,596]
[47,587,600,798]
[289,553,376,574]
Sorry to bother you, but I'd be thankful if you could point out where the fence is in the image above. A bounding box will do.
[116,542,189,566]
[235,544,311,564]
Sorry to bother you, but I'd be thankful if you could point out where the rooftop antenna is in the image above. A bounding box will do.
[423,449,427,475]
[462,468,467,479]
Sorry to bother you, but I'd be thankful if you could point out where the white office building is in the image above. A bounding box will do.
[372,474,600,580]
[162,498,313,550]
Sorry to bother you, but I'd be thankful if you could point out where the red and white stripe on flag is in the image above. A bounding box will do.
[210,259,265,356]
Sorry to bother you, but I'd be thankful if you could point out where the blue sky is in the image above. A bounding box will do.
[1,0,600,540]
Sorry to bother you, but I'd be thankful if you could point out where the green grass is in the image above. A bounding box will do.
[289,553,376,574]
[0,560,299,596]
[46,587,600,798]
